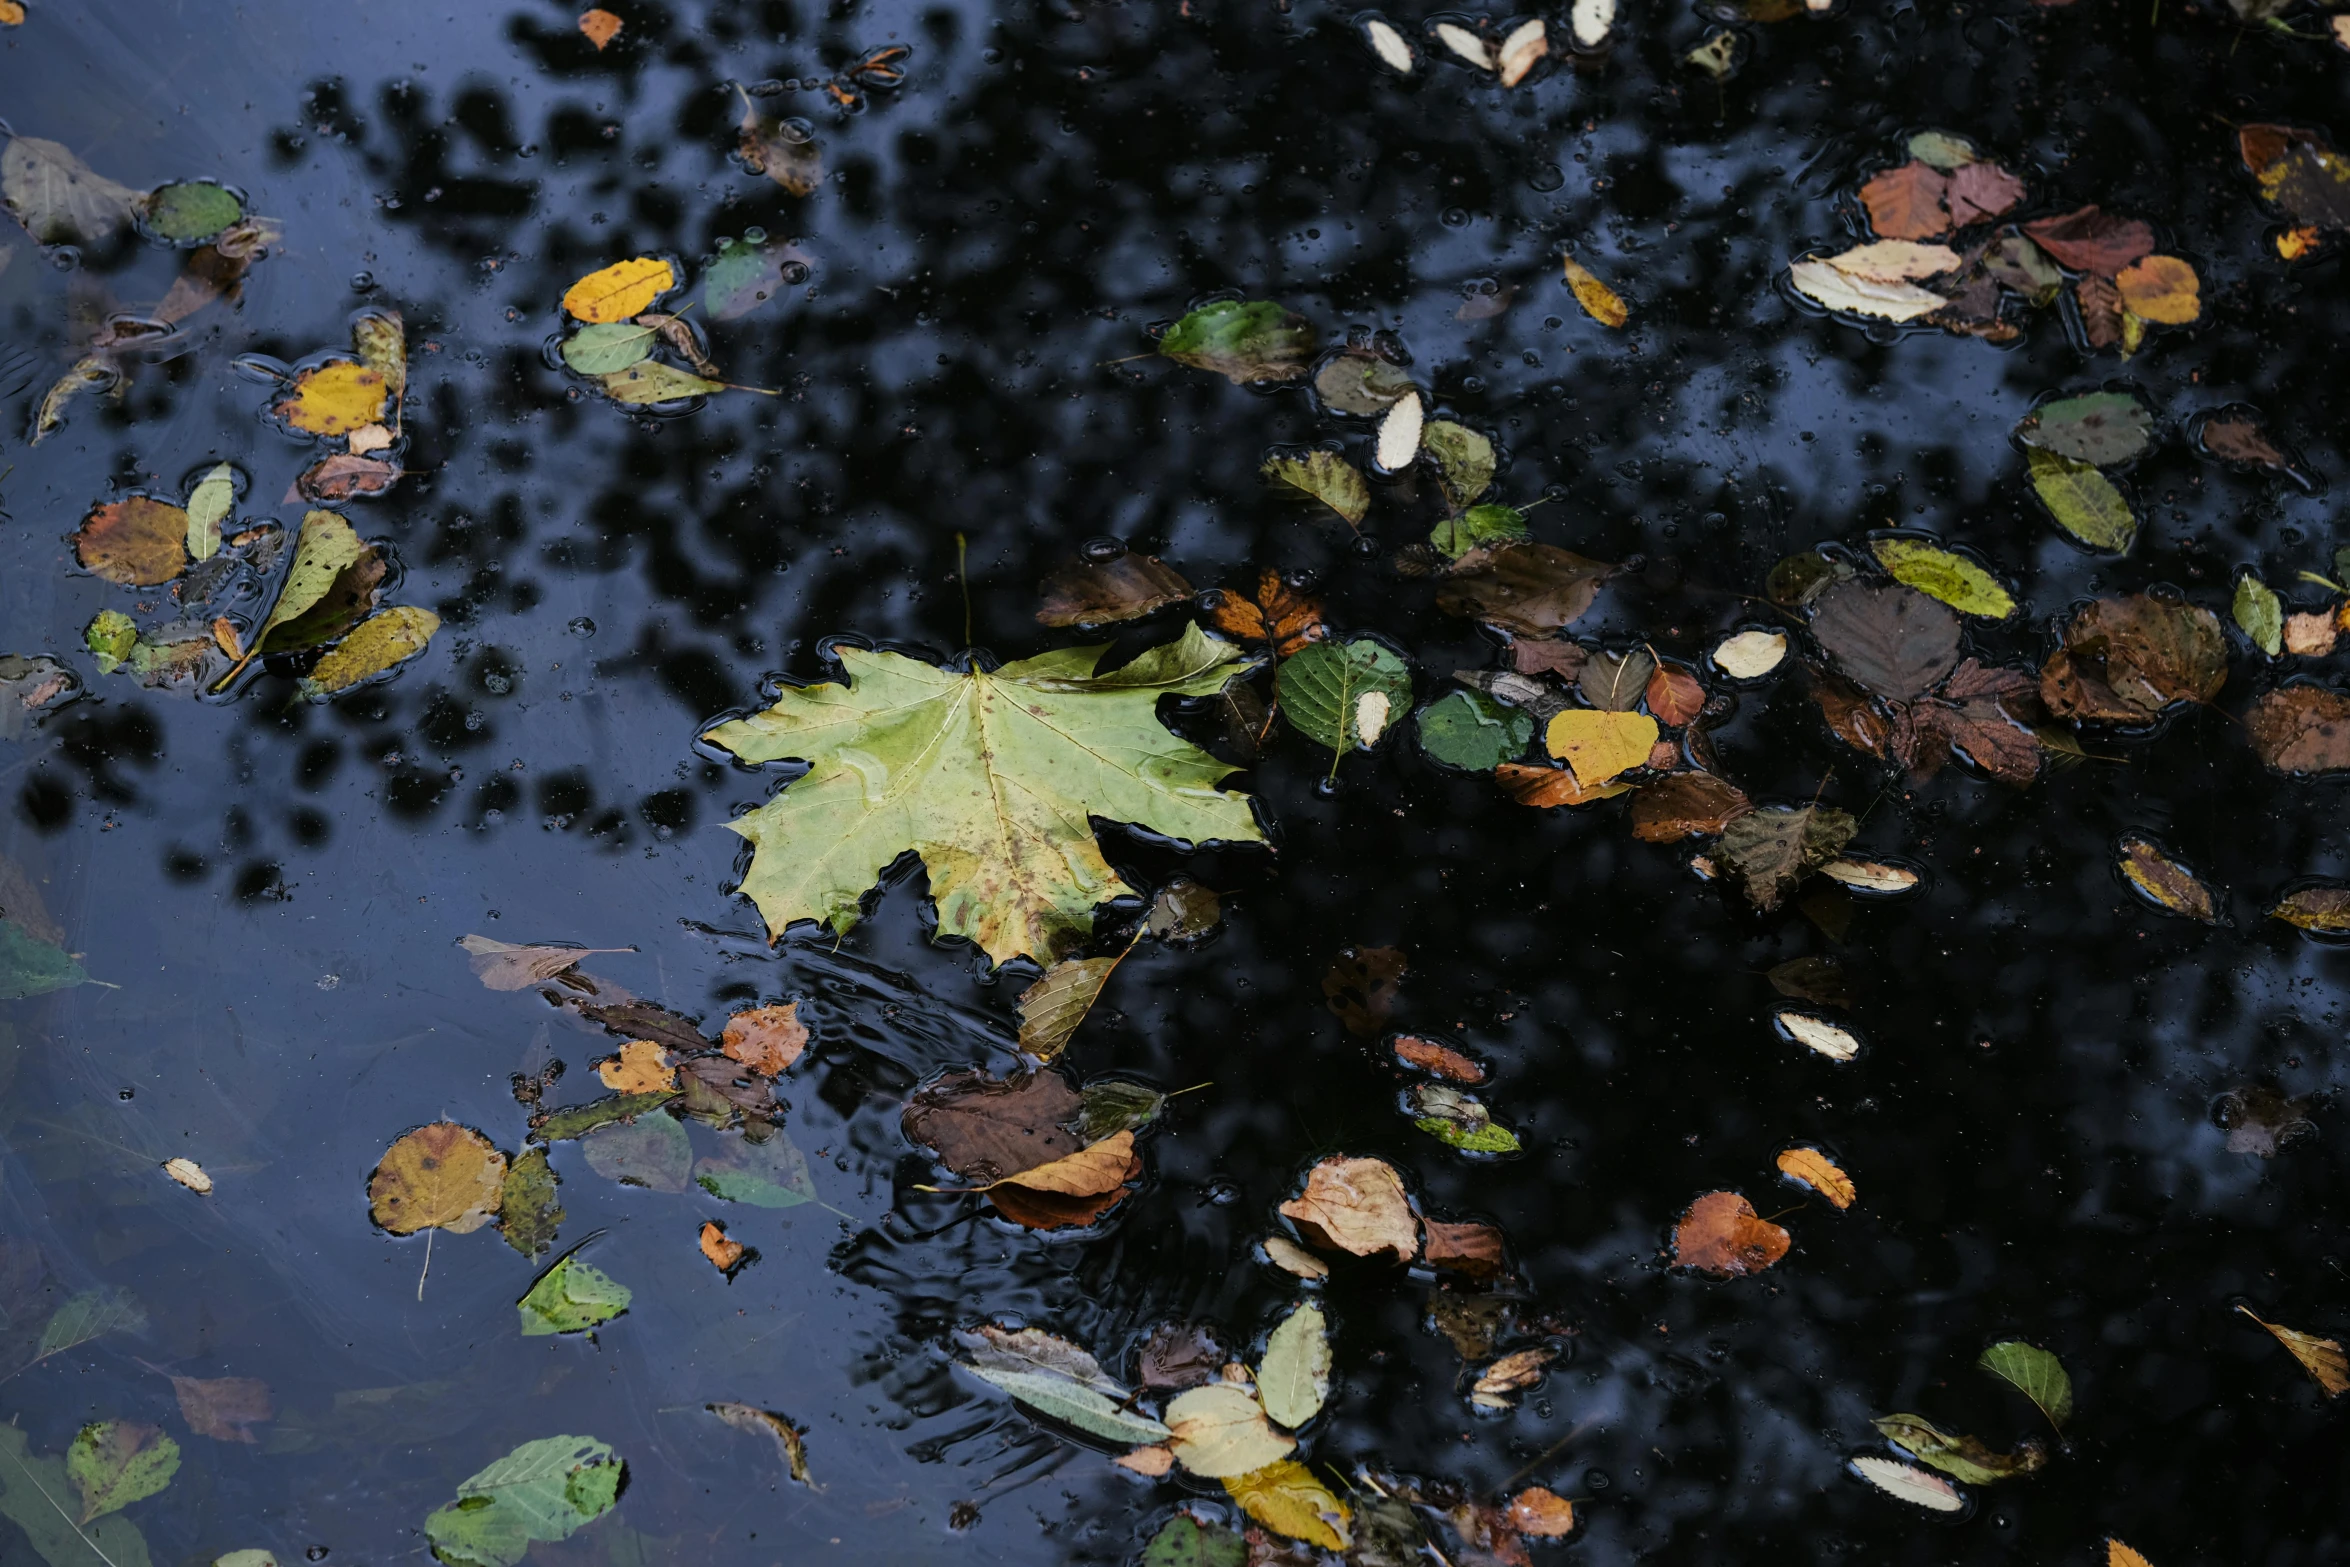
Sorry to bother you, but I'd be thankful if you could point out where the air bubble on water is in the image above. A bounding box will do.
[744,226,768,244]
[349,271,375,292]
[317,974,341,990]
[1080,536,1127,562]
[569,617,597,637]
[118,1088,134,1100]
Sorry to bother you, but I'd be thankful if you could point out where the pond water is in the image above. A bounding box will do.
[1,0,2347,1563]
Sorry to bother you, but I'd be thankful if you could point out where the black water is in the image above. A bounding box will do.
[3,0,2348,1562]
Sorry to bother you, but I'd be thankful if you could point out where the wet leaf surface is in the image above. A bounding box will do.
[1671,1191,1791,1277]
[1978,1340,2074,1429]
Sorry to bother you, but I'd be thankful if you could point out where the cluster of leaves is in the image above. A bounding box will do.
[556,253,793,404]
[1790,132,2201,357]
[2239,123,2350,261]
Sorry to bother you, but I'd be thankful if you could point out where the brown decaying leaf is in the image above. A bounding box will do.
[1767,955,1851,1007]
[1646,663,1706,726]
[1510,637,1589,680]
[2118,836,2216,923]
[721,1002,808,1076]
[1392,1035,1486,1083]
[1671,1191,1791,1277]
[1280,1156,1419,1261]
[1470,1347,1555,1409]
[1945,162,2026,227]
[295,454,402,502]
[1205,569,1327,657]
[987,1152,1142,1231]
[1629,772,1751,841]
[700,1220,750,1273]
[595,1039,677,1093]
[169,1374,272,1442]
[1263,1236,1329,1279]
[2271,884,2350,933]
[579,8,623,48]
[1888,659,2045,785]
[1450,1500,1533,1567]
[1579,648,1655,712]
[1137,1322,1228,1391]
[738,94,821,196]
[75,497,188,586]
[2246,686,2350,773]
[2023,206,2155,276]
[1858,162,1950,240]
[675,1055,778,1126]
[2238,1304,2348,1397]
[1324,946,1405,1038]
[2039,596,2226,724]
[1808,580,1960,700]
[2074,274,2125,348]
[708,1402,816,1487]
[1508,1488,1576,1538]
[577,995,709,1055]
[1715,805,1856,912]
[1775,1147,1856,1208]
[902,1069,1082,1183]
[2197,415,2289,471]
[1497,761,1632,809]
[2114,255,2199,325]
[1037,552,1193,628]
[1434,543,1614,637]
[1422,1219,1507,1281]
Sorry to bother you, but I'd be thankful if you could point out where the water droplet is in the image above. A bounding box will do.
[568,617,597,637]
[776,117,815,146]
[781,261,811,285]
[1080,536,1127,562]
[744,225,768,244]
[306,1548,330,1562]
[1585,1468,1612,1491]
[749,78,787,96]
[349,271,375,292]
[317,974,341,991]
[1528,163,1566,192]
[118,1088,134,1100]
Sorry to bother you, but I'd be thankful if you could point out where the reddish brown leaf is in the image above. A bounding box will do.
[902,1069,1083,1183]
[1434,543,1614,637]
[1205,569,1327,657]
[170,1374,272,1443]
[1324,946,1406,1038]
[1857,162,1951,240]
[1037,551,1193,628]
[2240,123,2300,180]
[1497,761,1631,808]
[1393,1035,1487,1083]
[2198,414,2289,471]
[1808,580,1961,700]
[1508,1488,1576,1538]
[294,454,402,502]
[1671,1191,1790,1277]
[1812,675,1893,759]
[2247,686,2350,774]
[577,996,709,1055]
[2022,205,2155,276]
[1136,1323,1228,1390]
[1895,660,2043,785]
[721,1003,808,1077]
[1423,1220,1508,1281]
[1945,162,2027,227]
[1645,663,1706,726]
[2074,274,2124,348]
[1509,638,1589,680]
[1448,1502,1533,1567]
[2040,596,2227,724]
[1627,772,1751,841]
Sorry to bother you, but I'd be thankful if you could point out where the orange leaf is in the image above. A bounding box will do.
[1561,255,1627,329]
[595,1039,676,1093]
[1392,1035,1485,1083]
[1114,1445,1174,1476]
[1279,1155,1418,1261]
[700,1220,748,1272]
[2114,255,2200,324]
[1671,1191,1790,1277]
[1206,569,1326,656]
[1508,1487,1576,1538]
[74,497,190,586]
[2109,1541,2154,1567]
[1495,761,1632,809]
[1857,162,1950,240]
[1645,663,1706,726]
[578,7,622,47]
[722,1002,809,1077]
[993,1129,1137,1196]
[1775,1146,1856,1209]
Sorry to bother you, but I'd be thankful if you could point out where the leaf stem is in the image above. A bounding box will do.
[417,1227,433,1302]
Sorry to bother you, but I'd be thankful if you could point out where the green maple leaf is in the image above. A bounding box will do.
[703,624,1265,964]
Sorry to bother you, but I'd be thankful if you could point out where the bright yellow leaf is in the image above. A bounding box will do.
[1223,1459,1351,1551]
[596,1040,677,1093]
[2114,255,2199,325]
[1544,709,1659,787]
[277,360,388,436]
[563,257,676,323]
[1562,255,1627,328]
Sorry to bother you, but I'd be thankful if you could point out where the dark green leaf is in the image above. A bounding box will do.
[1158,301,1315,384]
[1077,1080,1167,1141]
[143,181,243,243]
[1415,689,1534,772]
[1977,1340,2073,1430]
[1430,503,1528,561]
[1717,806,1859,911]
[1143,1513,1246,1567]
[497,1149,564,1258]
[1276,638,1413,754]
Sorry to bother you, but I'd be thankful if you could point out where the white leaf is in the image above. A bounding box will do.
[1821,859,1921,895]
[1375,391,1423,473]
[1571,0,1616,47]
[1852,1455,1966,1512]
[1354,691,1391,747]
[1788,259,1946,323]
[1255,1303,1331,1429]
[1434,22,1494,69]
[1496,19,1547,86]
[1778,1012,1860,1062]
[1822,240,1962,284]
[163,1157,212,1194]
[1711,628,1787,679]
[1364,17,1415,73]
[1262,1236,1329,1279]
[184,462,237,562]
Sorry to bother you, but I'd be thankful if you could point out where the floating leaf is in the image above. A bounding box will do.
[1280,1156,1417,1261]
[2246,686,2350,773]
[2237,1305,2347,1397]
[2110,1541,2155,1567]
[517,1254,631,1336]
[1221,1460,1350,1551]
[1,136,144,245]
[533,1090,678,1143]
[1509,1487,1576,1537]
[144,181,241,243]
[1579,647,1655,712]
[1262,450,1368,526]
[1851,1455,1965,1512]
[1430,502,1529,560]
[594,1040,676,1094]
[422,1435,625,1567]
[1016,956,1119,1060]
[1788,260,1945,322]
[707,1404,814,1487]
[2026,447,2137,553]
[2019,392,2152,466]
[1143,1513,1246,1567]
[1779,1013,1858,1059]
[1410,1084,1520,1153]
[1436,542,1613,636]
[1312,350,1412,414]
[1435,21,1494,67]
[1857,161,1949,239]
[2270,884,2350,934]
[1809,580,1961,699]
[1946,161,2027,226]
[960,1333,1172,1446]
[1646,662,1707,725]
[1629,772,1750,841]
[1375,391,1423,472]
[184,463,236,561]
[1037,550,1192,627]
[2115,255,2199,324]
[1204,569,1326,657]
[1262,1237,1328,1280]
[66,1422,178,1523]
[1420,421,1495,506]
[2233,575,2283,656]
[276,360,387,436]
[1870,539,2014,619]
[600,361,724,403]
[162,1158,211,1195]
[699,1221,749,1274]
[1076,1080,1166,1141]
[562,257,676,323]
[2041,596,2225,723]
[1713,628,1788,679]
[720,1003,807,1077]
[1543,709,1658,788]
[367,1123,507,1236]
[1716,805,1857,911]
[1819,239,1961,283]
[298,606,439,699]
[1277,637,1412,755]
[559,321,657,375]
[703,625,1264,965]
[1977,1340,2073,1430]
[1673,1191,1790,1277]
[1164,1383,1294,1477]
[1561,255,1627,327]
[75,497,189,586]
[498,1148,564,1258]
[1159,300,1315,384]
[578,7,622,47]
[2022,205,2155,275]
[1470,1347,1554,1410]
[905,1070,1083,1183]
[2117,837,2217,923]
[1416,690,1533,771]
[1496,761,1631,808]
[1495,18,1547,85]
[1776,1147,1855,1208]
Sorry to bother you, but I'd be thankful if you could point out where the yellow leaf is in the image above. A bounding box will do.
[1164,1382,1295,1478]
[0,2,24,26]
[1278,1156,1417,1261]
[2113,255,2199,325]
[2238,1304,2349,1396]
[1775,1146,1856,1208]
[367,1123,507,1235]
[277,360,388,436]
[1562,255,1627,328]
[992,1130,1137,1197]
[1222,1458,1351,1550]
[596,1040,677,1093]
[1544,708,1659,787]
[2109,1540,2155,1567]
[563,257,676,323]
[298,605,440,699]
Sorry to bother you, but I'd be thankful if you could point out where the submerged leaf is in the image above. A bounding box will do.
[1716,805,1857,911]
[498,1148,564,1258]
[707,1404,815,1487]
[1436,542,1613,636]
[703,626,1264,965]
[517,1254,632,1336]
[1872,1415,2044,1484]
[1420,420,1495,506]
[2,136,145,245]
[1159,300,1315,384]
[422,1435,625,1567]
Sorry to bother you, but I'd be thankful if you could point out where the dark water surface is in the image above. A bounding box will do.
[3,0,2348,1562]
